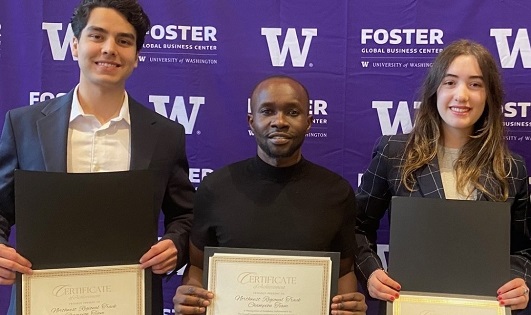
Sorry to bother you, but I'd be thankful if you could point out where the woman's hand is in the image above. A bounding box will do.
[497,278,529,310]
[367,269,401,301]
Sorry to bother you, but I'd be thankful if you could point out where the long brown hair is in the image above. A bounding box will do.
[401,39,511,201]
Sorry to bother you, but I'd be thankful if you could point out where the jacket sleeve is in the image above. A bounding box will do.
[159,124,195,270]
[0,111,18,245]
[508,155,531,285]
[355,135,394,284]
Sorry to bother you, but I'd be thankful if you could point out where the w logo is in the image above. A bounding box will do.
[373,101,421,135]
[149,95,205,135]
[261,28,317,67]
[490,29,531,69]
[42,22,77,61]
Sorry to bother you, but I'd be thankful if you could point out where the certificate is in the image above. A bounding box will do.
[387,291,510,315]
[204,247,340,315]
[14,170,157,315]
[388,197,510,297]
[21,265,145,315]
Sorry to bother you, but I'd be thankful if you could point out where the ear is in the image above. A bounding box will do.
[247,113,255,132]
[134,52,139,68]
[306,114,313,132]
[71,37,79,58]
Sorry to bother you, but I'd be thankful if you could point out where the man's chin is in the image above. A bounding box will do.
[265,150,297,159]
[262,142,304,157]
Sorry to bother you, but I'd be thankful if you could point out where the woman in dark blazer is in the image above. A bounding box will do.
[355,39,531,312]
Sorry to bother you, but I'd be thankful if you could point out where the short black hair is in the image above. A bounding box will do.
[71,0,150,51]
[250,75,311,111]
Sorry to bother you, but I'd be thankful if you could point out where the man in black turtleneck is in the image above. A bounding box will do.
[173,75,367,315]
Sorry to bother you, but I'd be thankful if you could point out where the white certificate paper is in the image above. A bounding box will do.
[388,292,510,315]
[21,264,145,315]
[207,252,333,315]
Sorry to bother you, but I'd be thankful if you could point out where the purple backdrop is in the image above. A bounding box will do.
[1,0,530,314]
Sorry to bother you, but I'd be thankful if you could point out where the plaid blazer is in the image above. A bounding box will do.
[355,134,531,288]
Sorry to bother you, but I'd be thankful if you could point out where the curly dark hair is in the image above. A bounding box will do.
[71,0,150,51]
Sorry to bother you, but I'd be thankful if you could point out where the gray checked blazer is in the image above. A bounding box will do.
[355,134,531,289]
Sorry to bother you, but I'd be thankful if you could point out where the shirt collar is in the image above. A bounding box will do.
[252,155,307,182]
[70,84,131,125]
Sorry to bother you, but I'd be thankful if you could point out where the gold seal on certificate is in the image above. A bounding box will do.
[387,292,510,315]
[21,265,145,315]
[204,247,340,315]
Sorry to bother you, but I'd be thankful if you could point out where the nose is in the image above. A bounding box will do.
[101,39,117,56]
[454,83,469,103]
[271,112,288,128]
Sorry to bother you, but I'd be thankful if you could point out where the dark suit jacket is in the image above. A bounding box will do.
[355,134,531,290]
[0,90,195,312]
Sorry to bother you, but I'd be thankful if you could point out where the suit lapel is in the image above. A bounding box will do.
[129,98,157,170]
[37,91,73,172]
[415,158,489,200]
[415,158,445,199]
[476,171,493,201]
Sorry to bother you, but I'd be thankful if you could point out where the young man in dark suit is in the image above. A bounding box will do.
[0,0,195,313]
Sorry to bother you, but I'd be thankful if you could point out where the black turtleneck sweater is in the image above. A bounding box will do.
[191,156,357,258]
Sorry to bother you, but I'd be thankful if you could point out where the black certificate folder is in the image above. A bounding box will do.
[388,196,510,297]
[14,170,157,269]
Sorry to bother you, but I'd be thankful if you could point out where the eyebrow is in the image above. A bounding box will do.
[259,101,303,108]
[85,26,136,41]
[444,73,484,80]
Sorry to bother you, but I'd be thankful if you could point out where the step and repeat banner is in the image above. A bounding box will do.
[1,0,530,313]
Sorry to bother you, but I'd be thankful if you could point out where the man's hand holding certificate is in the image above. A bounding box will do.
[15,171,157,315]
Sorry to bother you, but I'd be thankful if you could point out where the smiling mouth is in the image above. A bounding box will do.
[269,137,290,145]
[96,62,120,68]
[269,132,291,139]
[450,107,470,113]
[268,134,291,144]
